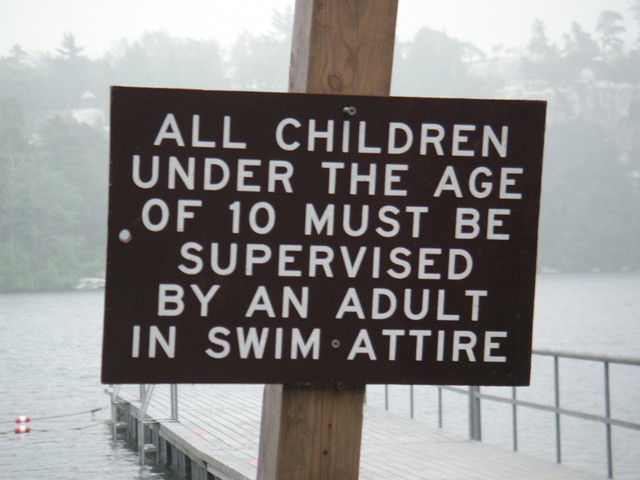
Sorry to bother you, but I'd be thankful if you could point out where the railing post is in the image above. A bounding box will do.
[170,384,179,421]
[410,385,415,419]
[110,384,122,440]
[554,356,562,464]
[437,387,443,429]
[384,384,389,411]
[604,361,613,479]
[512,386,518,451]
[469,386,482,441]
[138,384,156,465]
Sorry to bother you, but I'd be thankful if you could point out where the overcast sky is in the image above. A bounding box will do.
[1,0,637,58]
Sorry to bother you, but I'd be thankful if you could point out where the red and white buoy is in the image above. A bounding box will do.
[15,416,31,423]
[14,425,31,434]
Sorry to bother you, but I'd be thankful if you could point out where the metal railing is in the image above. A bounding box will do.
[109,350,640,476]
[109,384,179,464]
[375,349,640,479]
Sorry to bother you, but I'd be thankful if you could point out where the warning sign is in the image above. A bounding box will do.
[101,87,546,385]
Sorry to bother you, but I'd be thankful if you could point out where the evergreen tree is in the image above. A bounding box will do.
[46,33,95,110]
[0,102,87,290]
[527,19,556,59]
[632,0,640,44]
[106,31,226,90]
[521,20,561,82]
[56,32,84,59]
[563,22,599,67]
[228,7,292,91]
[1,7,640,289]
[392,27,486,97]
[596,10,626,58]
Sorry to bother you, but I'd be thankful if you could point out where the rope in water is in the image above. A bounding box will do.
[0,407,105,434]
[1,420,110,435]
[1,407,104,424]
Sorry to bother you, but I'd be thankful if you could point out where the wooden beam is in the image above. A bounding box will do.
[258,384,366,480]
[289,0,398,95]
[257,1,398,479]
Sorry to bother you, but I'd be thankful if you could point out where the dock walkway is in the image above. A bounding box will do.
[114,384,604,480]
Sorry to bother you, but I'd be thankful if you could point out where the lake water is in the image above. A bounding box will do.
[0,291,181,479]
[0,274,638,479]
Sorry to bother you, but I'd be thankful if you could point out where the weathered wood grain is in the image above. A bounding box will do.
[259,1,398,478]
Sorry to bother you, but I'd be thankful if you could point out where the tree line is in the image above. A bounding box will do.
[1,5,639,291]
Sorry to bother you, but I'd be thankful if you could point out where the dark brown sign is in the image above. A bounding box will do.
[101,87,546,385]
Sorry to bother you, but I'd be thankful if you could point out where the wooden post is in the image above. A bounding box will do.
[258,384,367,480]
[257,1,398,479]
[288,0,398,95]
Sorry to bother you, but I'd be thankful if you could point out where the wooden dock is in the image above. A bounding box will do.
[113,384,604,480]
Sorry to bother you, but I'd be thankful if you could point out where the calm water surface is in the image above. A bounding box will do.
[1,274,639,479]
[0,291,181,479]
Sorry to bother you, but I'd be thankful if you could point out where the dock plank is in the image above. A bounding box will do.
[116,384,604,480]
